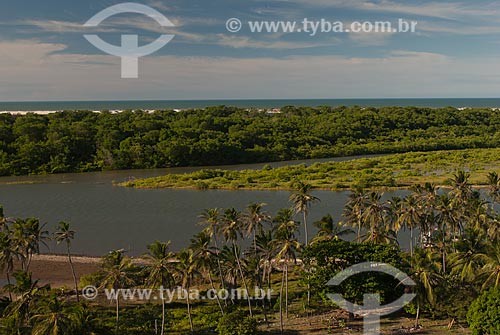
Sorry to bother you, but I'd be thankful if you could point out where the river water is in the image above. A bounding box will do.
[0,155,404,256]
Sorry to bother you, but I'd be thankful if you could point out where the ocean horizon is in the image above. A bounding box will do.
[1,98,500,111]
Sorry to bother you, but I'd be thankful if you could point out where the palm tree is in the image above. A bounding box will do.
[449,228,488,283]
[487,171,500,206]
[99,250,138,335]
[398,195,422,256]
[272,210,301,332]
[198,208,226,303]
[143,241,175,335]
[289,180,320,246]
[244,203,270,255]
[174,249,198,333]
[480,241,500,289]
[311,214,353,243]
[12,218,49,271]
[30,295,74,335]
[4,270,50,330]
[0,232,22,299]
[221,208,253,316]
[360,192,397,244]
[69,305,112,335]
[410,248,441,328]
[255,230,277,290]
[190,231,224,315]
[54,221,79,302]
[343,187,368,241]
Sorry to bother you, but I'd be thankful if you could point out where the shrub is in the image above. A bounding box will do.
[467,287,500,335]
[216,310,257,335]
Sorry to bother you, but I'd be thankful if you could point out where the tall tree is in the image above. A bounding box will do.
[99,250,138,335]
[272,210,301,332]
[289,181,320,246]
[221,208,253,316]
[53,221,79,302]
[174,249,198,333]
[143,241,175,335]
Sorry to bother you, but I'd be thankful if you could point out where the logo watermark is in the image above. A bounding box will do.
[327,262,416,335]
[82,285,272,303]
[226,18,418,36]
[84,2,175,79]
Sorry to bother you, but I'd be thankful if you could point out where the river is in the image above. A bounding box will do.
[0,155,405,256]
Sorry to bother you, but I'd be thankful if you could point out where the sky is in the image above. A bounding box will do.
[1,0,500,101]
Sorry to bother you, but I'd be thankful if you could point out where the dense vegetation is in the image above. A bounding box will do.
[2,173,500,333]
[1,106,500,175]
[122,147,500,190]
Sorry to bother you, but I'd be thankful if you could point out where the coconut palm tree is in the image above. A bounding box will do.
[4,270,50,331]
[289,180,320,246]
[311,214,353,243]
[487,171,500,206]
[255,230,277,290]
[69,305,112,335]
[272,211,301,332]
[243,203,270,255]
[449,228,488,283]
[343,187,368,241]
[398,195,422,256]
[143,241,175,335]
[12,218,49,271]
[0,232,22,299]
[54,221,79,302]
[198,208,226,303]
[359,192,397,244]
[221,208,253,316]
[480,241,500,289]
[190,231,224,315]
[409,248,441,328]
[99,250,138,335]
[174,249,198,333]
[30,295,74,335]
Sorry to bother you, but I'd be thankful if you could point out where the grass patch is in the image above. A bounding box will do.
[120,148,500,191]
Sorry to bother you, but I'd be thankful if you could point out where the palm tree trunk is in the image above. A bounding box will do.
[415,303,420,328]
[6,272,12,301]
[410,227,414,257]
[233,242,253,317]
[280,266,285,334]
[187,283,194,332]
[208,272,224,315]
[303,212,308,245]
[285,260,288,319]
[115,296,120,335]
[161,298,166,335]
[67,243,79,302]
[213,237,227,307]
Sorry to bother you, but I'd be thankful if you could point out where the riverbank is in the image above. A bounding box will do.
[120,148,500,191]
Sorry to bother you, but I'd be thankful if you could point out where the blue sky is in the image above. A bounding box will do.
[1,0,500,101]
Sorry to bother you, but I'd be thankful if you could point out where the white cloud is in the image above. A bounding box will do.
[2,39,500,101]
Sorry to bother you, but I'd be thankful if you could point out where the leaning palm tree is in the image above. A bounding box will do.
[190,231,224,315]
[143,241,175,335]
[272,213,301,332]
[289,181,320,246]
[54,221,79,302]
[99,250,138,335]
[221,208,253,316]
[174,249,198,333]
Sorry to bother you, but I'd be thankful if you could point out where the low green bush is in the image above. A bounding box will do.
[467,287,500,335]
[216,310,257,335]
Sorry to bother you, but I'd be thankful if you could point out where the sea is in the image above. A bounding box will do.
[1,98,500,112]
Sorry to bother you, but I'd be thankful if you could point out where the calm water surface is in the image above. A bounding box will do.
[0,155,404,256]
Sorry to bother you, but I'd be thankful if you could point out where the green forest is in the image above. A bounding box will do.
[1,106,500,176]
